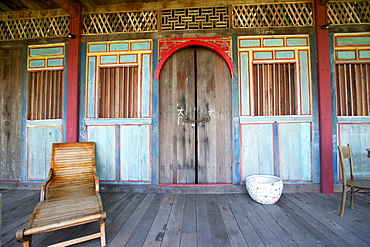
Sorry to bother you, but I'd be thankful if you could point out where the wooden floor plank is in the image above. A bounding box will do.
[196,194,213,247]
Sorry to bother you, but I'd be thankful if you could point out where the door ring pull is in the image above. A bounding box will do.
[182,114,211,124]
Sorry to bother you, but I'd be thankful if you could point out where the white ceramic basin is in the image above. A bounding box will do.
[246,175,283,204]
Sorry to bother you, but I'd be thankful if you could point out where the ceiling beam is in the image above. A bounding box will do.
[52,0,77,17]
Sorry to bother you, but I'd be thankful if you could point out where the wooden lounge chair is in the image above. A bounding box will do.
[16,142,106,246]
[338,144,370,217]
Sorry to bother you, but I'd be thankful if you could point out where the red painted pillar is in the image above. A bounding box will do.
[66,5,81,142]
[314,0,334,193]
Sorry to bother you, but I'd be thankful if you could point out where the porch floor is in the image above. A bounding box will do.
[1,189,370,247]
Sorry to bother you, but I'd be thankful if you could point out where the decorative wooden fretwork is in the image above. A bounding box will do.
[98,66,139,118]
[82,11,157,35]
[253,63,296,116]
[0,16,69,41]
[161,7,229,31]
[328,1,370,25]
[28,70,64,120]
[233,2,314,28]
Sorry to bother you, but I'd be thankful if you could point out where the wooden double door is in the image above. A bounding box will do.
[159,47,232,184]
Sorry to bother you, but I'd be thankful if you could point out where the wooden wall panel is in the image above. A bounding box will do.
[27,126,61,180]
[0,48,23,181]
[120,125,150,182]
[86,125,116,181]
[240,124,274,180]
[278,123,312,181]
[338,124,370,180]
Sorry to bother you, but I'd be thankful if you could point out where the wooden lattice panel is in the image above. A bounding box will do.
[233,3,314,28]
[328,1,370,25]
[161,7,230,31]
[0,16,69,41]
[83,11,157,34]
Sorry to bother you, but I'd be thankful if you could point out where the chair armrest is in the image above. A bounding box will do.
[40,169,54,202]
[92,166,100,193]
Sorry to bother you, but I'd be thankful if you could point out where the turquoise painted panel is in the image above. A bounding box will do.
[278,123,311,181]
[276,51,294,59]
[120,54,137,63]
[131,42,151,50]
[299,50,310,114]
[359,50,370,59]
[29,60,45,68]
[336,36,370,46]
[110,43,129,51]
[101,55,117,64]
[287,38,308,46]
[27,126,61,180]
[241,124,274,180]
[30,47,63,56]
[240,39,261,47]
[47,58,63,67]
[87,125,116,181]
[339,124,370,180]
[240,52,250,115]
[142,54,150,117]
[254,51,273,60]
[263,38,284,47]
[337,50,356,60]
[89,44,107,52]
[87,56,96,118]
[120,125,150,181]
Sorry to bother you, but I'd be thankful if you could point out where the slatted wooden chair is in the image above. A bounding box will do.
[16,142,106,246]
[338,144,370,217]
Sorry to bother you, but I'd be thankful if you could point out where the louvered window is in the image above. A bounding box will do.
[98,66,139,118]
[252,63,296,116]
[28,70,63,120]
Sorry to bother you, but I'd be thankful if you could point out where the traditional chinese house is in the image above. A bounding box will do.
[0,0,369,193]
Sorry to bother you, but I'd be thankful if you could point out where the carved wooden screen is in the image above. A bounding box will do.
[336,63,370,116]
[252,63,296,116]
[98,66,139,118]
[28,70,64,120]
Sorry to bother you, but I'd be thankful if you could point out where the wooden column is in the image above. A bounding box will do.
[314,0,334,193]
[66,5,81,142]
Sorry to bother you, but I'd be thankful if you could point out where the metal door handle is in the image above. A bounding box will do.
[182,114,210,124]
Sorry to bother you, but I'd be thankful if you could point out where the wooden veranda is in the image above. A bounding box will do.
[2,189,370,247]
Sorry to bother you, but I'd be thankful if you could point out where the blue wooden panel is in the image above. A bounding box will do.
[337,50,356,60]
[87,125,116,181]
[30,47,63,56]
[276,50,294,59]
[110,43,129,51]
[336,36,370,46]
[120,125,150,181]
[240,52,250,116]
[142,54,151,117]
[299,50,310,114]
[120,54,137,63]
[287,38,308,46]
[27,126,61,180]
[263,38,284,47]
[89,44,107,52]
[29,60,45,68]
[240,39,260,47]
[47,58,63,67]
[278,123,311,181]
[241,124,274,180]
[339,124,370,180]
[254,51,273,60]
[359,50,370,59]
[87,56,96,118]
[101,55,117,64]
[131,42,151,50]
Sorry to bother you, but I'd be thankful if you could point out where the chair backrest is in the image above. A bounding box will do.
[338,144,355,183]
[46,142,99,200]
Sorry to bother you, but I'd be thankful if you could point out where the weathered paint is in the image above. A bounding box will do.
[120,125,151,182]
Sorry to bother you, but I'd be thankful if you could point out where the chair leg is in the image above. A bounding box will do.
[339,186,346,217]
[100,221,106,247]
[350,187,354,209]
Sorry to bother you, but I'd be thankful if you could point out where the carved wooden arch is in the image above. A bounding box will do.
[154,38,236,80]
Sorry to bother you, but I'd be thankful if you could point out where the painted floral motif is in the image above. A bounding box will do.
[246,175,283,204]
